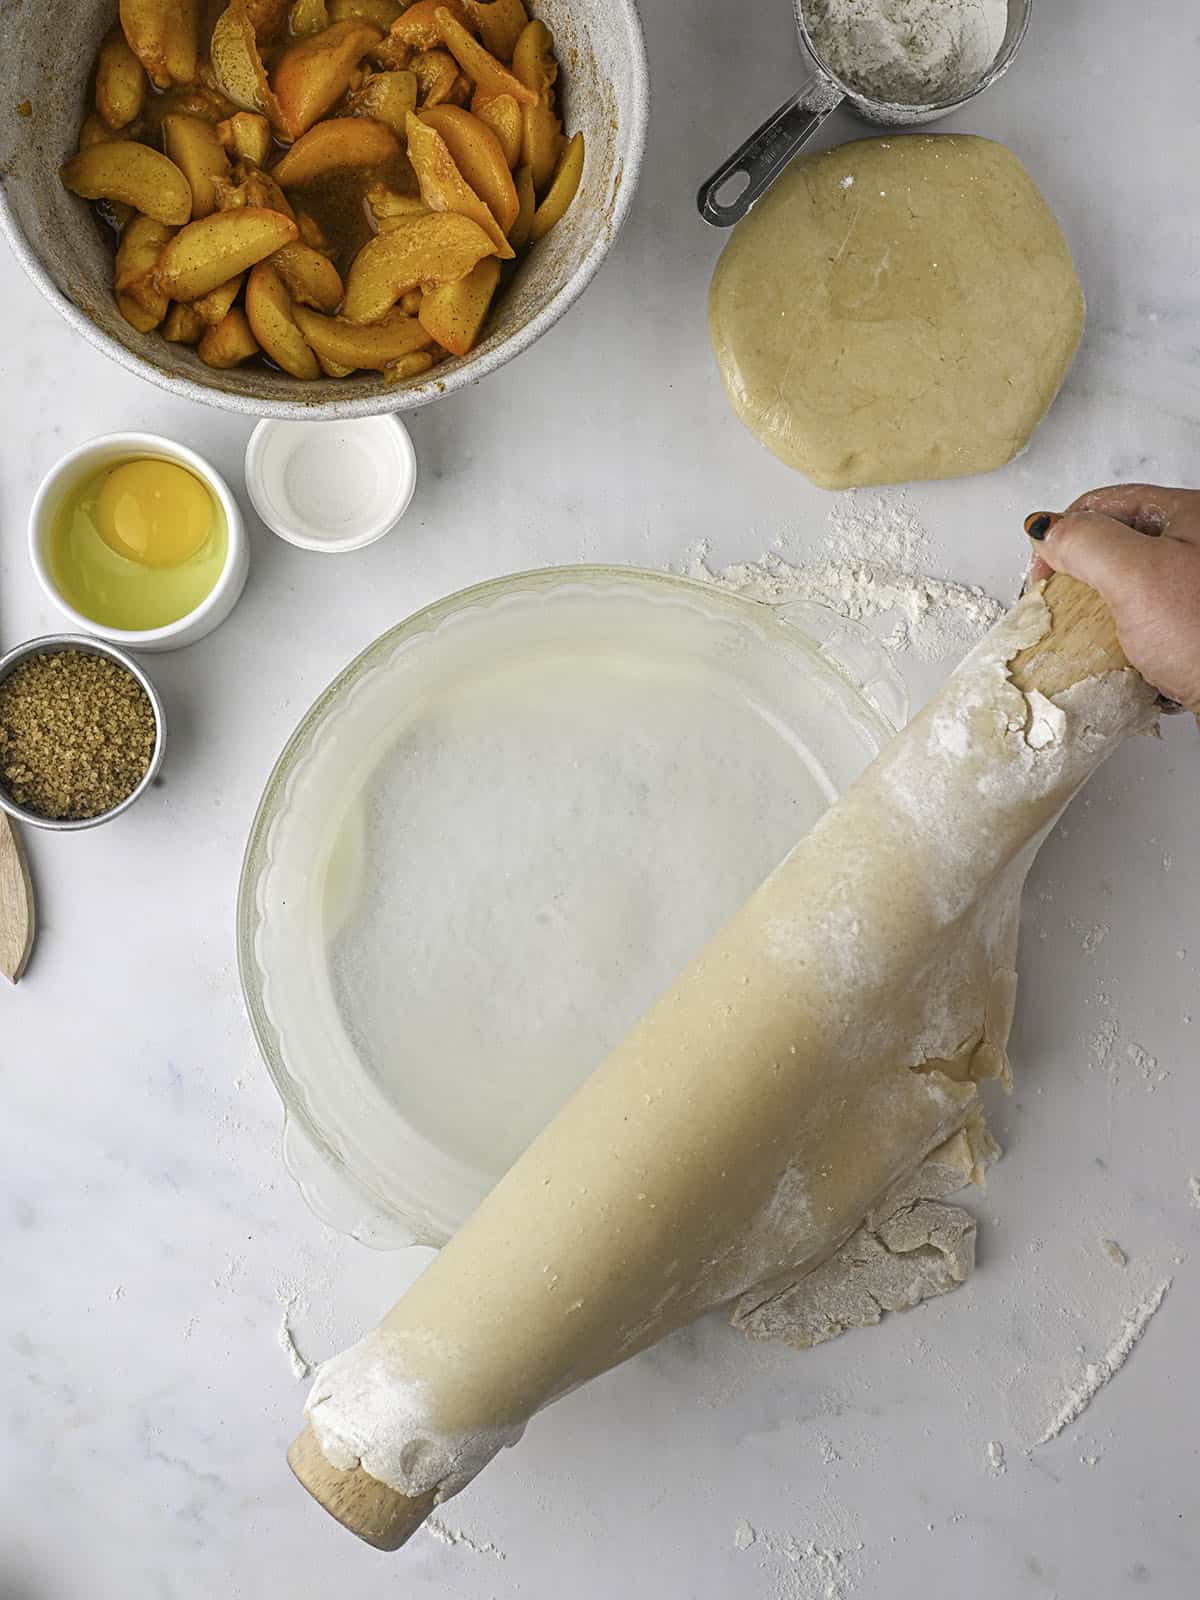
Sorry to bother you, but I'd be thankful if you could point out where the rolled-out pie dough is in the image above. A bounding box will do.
[707,135,1085,489]
[305,590,1155,1505]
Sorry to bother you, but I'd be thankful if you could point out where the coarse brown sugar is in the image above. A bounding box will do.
[0,650,157,821]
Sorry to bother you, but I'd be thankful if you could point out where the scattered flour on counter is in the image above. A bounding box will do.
[681,493,1003,661]
[1036,1279,1171,1444]
[985,1440,1006,1475]
[1086,1017,1119,1076]
[741,1500,868,1600]
[278,1306,311,1381]
[425,1516,507,1559]
[275,1281,324,1382]
[734,1518,758,1551]
[1126,1042,1168,1093]
[1188,1177,1200,1209]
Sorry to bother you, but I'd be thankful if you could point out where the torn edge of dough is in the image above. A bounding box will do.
[730,1113,999,1350]
[1023,688,1067,750]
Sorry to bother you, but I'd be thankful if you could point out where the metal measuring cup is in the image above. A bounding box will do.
[698,0,1031,227]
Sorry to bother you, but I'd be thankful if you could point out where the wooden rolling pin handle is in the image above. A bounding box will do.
[288,1424,438,1551]
[286,574,1137,1552]
[1008,571,1131,697]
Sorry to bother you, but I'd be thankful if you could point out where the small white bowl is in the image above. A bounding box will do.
[244,416,417,552]
[28,431,248,653]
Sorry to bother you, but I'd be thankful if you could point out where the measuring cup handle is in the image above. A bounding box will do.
[697,77,843,227]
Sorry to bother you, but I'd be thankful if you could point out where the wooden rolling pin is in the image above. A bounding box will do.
[290,573,1149,1549]
[0,815,34,983]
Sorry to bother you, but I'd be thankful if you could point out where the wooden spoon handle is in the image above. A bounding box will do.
[0,814,34,984]
[288,1424,438,1551]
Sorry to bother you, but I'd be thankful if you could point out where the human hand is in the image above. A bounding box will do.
[1025,484,1200,716]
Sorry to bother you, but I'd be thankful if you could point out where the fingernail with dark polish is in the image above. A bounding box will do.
[1024,512,1058,540]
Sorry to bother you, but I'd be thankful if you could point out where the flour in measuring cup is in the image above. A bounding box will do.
[805,0,1008,105]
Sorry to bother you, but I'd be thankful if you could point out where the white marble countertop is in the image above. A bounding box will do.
[2,1,1198,1594]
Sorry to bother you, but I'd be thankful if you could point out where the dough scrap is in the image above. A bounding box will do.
[732,1115,998,1349]
[707,135,1085,489]
[305,591,1156,1505]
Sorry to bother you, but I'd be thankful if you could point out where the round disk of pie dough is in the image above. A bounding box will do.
[707,134,1085,490]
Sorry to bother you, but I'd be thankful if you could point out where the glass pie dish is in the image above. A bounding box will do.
[237,567,907,1248]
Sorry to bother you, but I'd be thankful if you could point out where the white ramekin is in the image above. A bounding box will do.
[28,431,249,652]
[244,416,417,552]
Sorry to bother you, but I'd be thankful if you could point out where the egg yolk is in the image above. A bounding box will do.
[95,459,213,569]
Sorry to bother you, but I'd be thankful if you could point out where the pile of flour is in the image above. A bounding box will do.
[805,0,1008,105]
[681,492,1004,661]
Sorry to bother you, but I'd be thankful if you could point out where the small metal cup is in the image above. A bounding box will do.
[0,635,166,832]
[698,0,1032,227]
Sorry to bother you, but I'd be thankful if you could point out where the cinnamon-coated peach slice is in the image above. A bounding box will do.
[60,142,193,226]
[213,162,296,218]
[512,20,561,191]
[405,111,513,258]
[347,69,418,135]
[198,306,260,366]
[530,129,582,240]
[330,0,403,27]
[510,16,555,93]
[272,20,383,139]
[78,112,132,151]
[119,0,199,89]
[115,215,174,321]
[114,214,175,294]
[163,302,206,342]
[246,262,321,378]
[342,209,494,321]
[463,0,527,62]
[163,115,231,217]
[419,104,517,231]
[417,253,499,355]
[290,0,330,35]
[520,90,562,193]
[506,160,534,248]
[367,181,429,221]
[292,304,434,369]
[272,242,344,311]
[382,347,437,381]
[273,116,400,185]
[389,0,472,51]
[410,48,465,106]
[243,0,291,38]
[473,91,521,167]
[95,29,146,130]
[436,8,535,103]
[193,274,244,324]
[155,206,298,300]
[216,110,272,165]
[117,291,165,332]
[209,0,283,122]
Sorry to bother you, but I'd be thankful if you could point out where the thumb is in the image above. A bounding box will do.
[1028,510,1162,610]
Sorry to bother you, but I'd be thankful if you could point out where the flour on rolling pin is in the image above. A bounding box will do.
[297,579,1158,1539]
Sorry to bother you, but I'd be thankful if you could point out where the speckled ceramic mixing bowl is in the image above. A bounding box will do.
[0,0,648,419]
